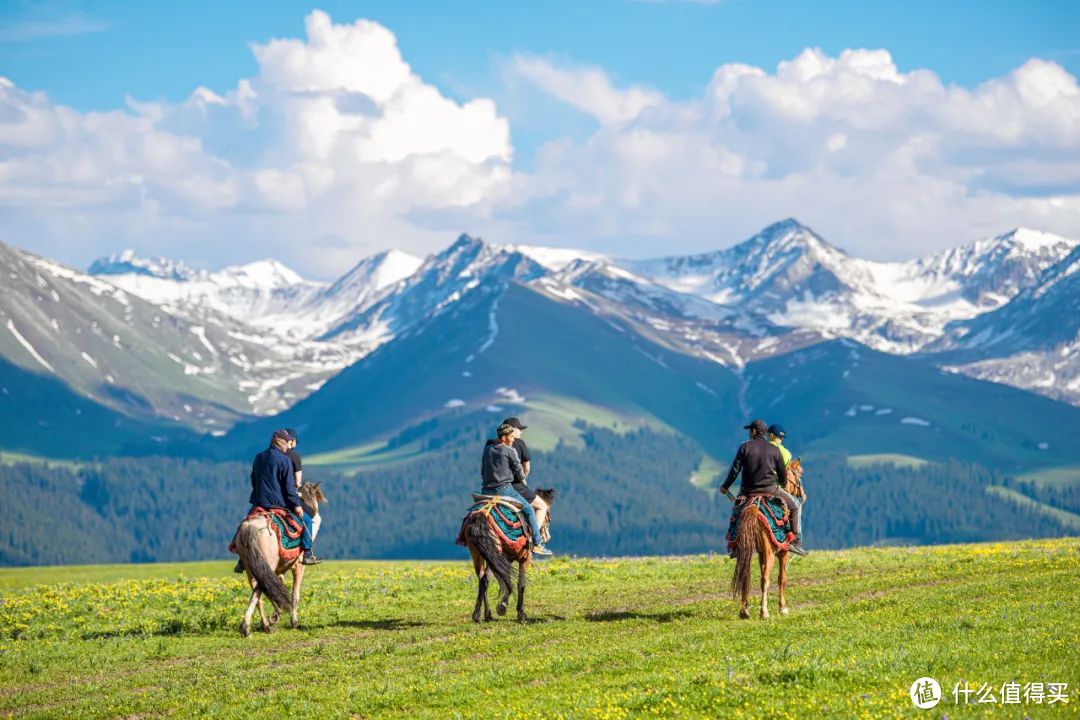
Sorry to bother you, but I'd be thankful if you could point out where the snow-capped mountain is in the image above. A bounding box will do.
[0,241,356,429]
[90,252,325,327]
[938,245,1080,404]
[6,217,1078,445]
[625,220,1078,355]
[319,234,545,345]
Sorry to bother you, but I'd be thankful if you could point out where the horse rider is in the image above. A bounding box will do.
[720,419,808,556]
[283,428,323,543]
[482,423,552,556]
[237,429,321,571]
[767,423,792,469]
[500,416,553,542]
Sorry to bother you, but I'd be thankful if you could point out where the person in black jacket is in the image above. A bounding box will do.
[720,419,807,556]
[246,429,320,565]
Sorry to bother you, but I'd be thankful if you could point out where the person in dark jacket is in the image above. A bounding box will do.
[248,429,320,565]
[481,423,552,556]
[720,419,807,556]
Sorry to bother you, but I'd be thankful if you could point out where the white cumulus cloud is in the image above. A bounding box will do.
[506,48,1080,259]
[0,11,512,275]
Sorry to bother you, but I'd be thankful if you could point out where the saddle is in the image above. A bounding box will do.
[455,496,530,553]
[725,494,795,552]
[228,507,306,561]
[471,493,524,509]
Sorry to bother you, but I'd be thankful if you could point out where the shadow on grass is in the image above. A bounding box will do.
[586,608,693,624]
[305,618,428,631]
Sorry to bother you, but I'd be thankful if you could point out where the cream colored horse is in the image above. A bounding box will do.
[234,482,325,637]
[731,459,806,619]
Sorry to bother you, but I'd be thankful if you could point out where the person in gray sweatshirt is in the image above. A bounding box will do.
[481,423,553,556]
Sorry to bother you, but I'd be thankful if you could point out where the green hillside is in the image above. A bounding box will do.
[745,340,1080,472]
[224,282,747,460]
[1,539,1076,718]
[0,356,195,458]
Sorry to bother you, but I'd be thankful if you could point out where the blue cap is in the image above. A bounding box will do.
[767,424,786,438]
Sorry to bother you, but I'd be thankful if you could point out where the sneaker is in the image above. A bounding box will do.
[533,545,553,557]
[301,551,322,565]
[233,560,244,574]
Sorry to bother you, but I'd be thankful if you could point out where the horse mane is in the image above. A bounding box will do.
[535,487,557,505]
[299,482,328,513]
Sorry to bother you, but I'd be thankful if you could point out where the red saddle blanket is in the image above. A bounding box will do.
[228,507,306,562]
[455,498,530,554]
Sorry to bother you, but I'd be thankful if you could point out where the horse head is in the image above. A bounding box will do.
[535,487,556,544]
[786,458,806,502]
[299,481,328,516]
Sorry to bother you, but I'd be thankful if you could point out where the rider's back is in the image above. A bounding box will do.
[250,447,297,509]
[732,437,785,495]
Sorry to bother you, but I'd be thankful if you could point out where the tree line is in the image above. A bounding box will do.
[2,427,1076,566]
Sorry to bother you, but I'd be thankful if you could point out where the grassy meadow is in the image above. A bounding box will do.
[1,539,1077,719]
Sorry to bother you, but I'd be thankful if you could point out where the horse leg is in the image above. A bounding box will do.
[516,561,528,624]
[482,569,495,621]
[470,547,486,623]
[778,551,790,615]
[256,595,272,633]
[759,532,773,619]
[290,562,304,629]
[241,573,261,638]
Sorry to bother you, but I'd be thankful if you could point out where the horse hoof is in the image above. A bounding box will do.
[484,613,493,622]
[240,622,251,638]
[496,602,507,617]
[471,614,482,624]
[291,619,299,630]
[760,611,770,620]
[269,612,280,626]
[780,607,790,615]
[517,613,528,624]
[261,624,272,634]
[738,609,750,620]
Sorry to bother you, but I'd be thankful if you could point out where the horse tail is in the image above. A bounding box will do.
[236,521,293,613]
[466,517,514,608]
[731,503,760,601]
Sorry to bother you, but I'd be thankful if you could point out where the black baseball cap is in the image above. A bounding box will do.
[767,424,786,438]
[272,429,292,443]
[743,419,768,434]
[502,416,527,430]
[285,428,299,442]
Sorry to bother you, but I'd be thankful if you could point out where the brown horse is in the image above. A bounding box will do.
[731,459,806,619]
[235,482,326,637]
[464,488,555,624]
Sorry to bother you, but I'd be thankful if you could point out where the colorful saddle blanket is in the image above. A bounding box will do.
[455,497,530,554]
[229,507,306,561]
[725,495,794,552]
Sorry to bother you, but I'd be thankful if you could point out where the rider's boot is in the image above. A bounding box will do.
[532,543,553,557]
[301,549,322,565]
[788,536,809,556]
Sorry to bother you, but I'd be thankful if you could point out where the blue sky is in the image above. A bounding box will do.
[1,1,1078,275]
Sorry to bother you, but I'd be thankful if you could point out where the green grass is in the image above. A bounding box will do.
[846,454,929,470]
[1,539,1077,718]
